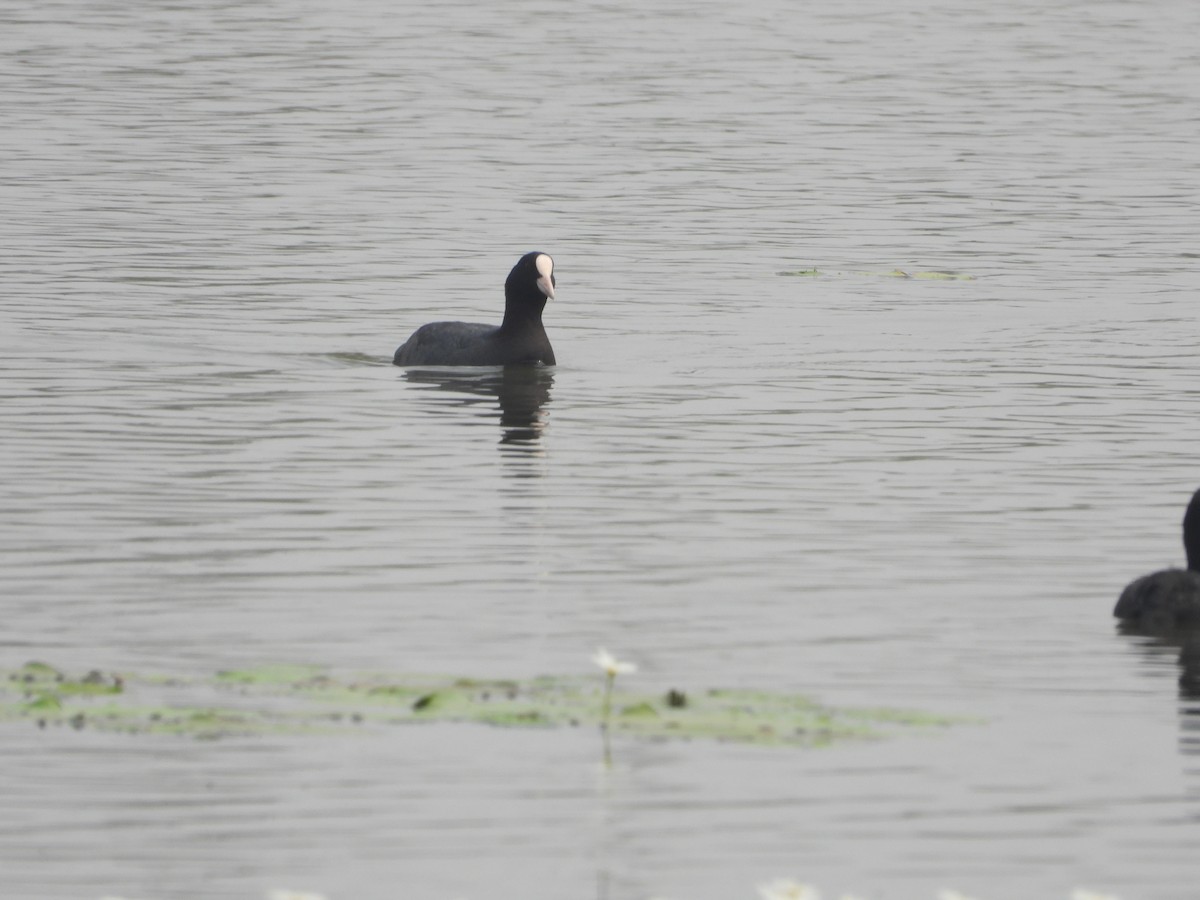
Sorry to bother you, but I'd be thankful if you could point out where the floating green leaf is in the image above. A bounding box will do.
[24,692,63,713]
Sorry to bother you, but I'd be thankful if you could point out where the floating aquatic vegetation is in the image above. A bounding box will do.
[778,268,975,280]
[750,885,1122,900]
[95,888,1123,900]
[99,891,328,900]
[1,660,966,747]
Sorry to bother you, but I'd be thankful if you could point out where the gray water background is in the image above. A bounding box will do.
[2,0,1200,897]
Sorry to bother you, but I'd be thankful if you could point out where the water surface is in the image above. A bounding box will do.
[3,0,1200,897]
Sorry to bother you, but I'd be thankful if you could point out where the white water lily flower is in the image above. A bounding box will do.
[592,648,637,677]
[1071,891,1123,900]
[267,891,329,900]
[757,879,820,900]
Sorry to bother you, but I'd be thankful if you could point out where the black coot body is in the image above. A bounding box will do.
[393,252,556,366]
[1114,488,1200,629]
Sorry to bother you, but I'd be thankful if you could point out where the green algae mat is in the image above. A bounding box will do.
[778,268,975,280]
[1,661,964,747]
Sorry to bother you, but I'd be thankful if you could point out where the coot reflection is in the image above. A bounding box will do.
[403,366,554,448]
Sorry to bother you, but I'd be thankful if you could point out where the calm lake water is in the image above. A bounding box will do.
[3,0,1200,897]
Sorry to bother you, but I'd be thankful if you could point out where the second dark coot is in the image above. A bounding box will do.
[1114,487,1200,629]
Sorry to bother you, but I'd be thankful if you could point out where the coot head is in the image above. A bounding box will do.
[503,251,555,325]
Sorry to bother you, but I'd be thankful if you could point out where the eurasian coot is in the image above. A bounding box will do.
[1114,487,1200,629]
[393,252,556,367]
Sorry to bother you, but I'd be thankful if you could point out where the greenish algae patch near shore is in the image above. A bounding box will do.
[779,268,975,280]
[1,662,968,746]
